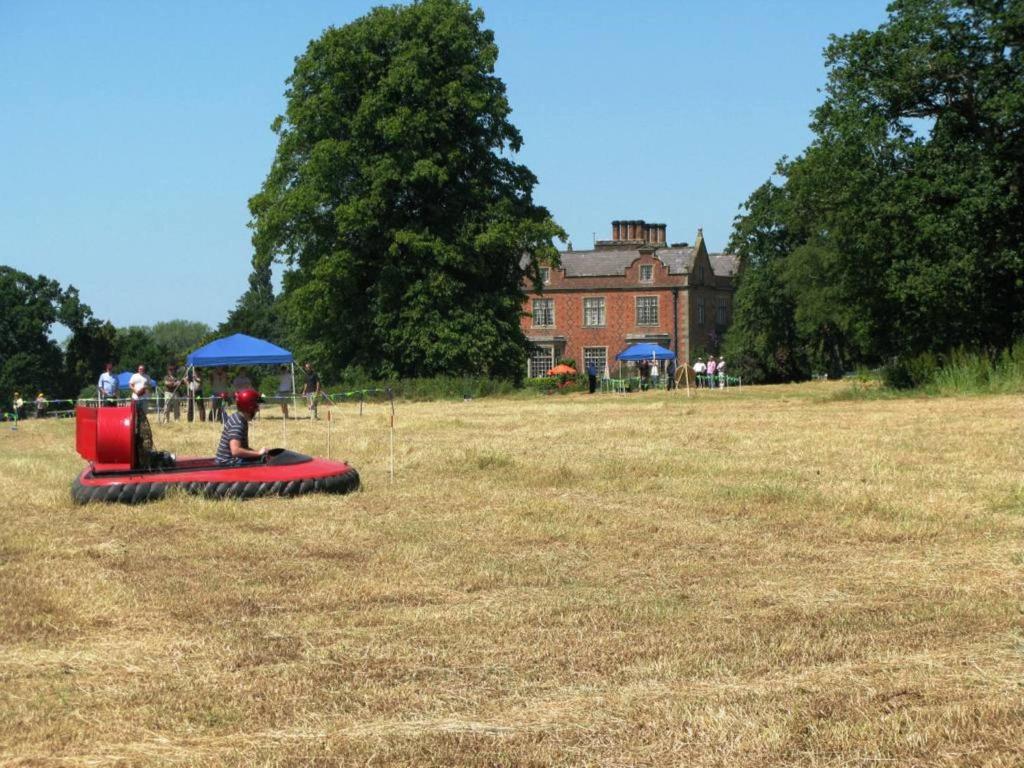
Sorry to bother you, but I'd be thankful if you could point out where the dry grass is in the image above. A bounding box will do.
[1,382,1022,766]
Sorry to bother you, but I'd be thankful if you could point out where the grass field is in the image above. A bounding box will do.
[1,382,1022,766]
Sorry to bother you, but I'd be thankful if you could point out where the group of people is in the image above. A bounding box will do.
[94,361,323,422]
[4,392,44,420]
[692,356,729,387]
[637,358,677,391]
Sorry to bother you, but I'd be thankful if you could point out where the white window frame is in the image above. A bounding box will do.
[528,345,554,378]
[635,296,659,326]
[583,347,607,376]
[539,267,550,285]
[639,264,654,283]
[583,296,606,327]
[532,298,554,328]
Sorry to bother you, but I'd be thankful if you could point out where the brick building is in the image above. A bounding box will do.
[521,219,739,378]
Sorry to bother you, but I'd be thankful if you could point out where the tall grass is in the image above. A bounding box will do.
[883,342,1024,395]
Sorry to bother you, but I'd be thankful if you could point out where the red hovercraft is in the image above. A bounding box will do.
[72,404,359,504]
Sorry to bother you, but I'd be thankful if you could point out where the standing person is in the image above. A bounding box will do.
[717,356,727,388]
[638,359,650,391]
[97,362,118,406]
[215,389,267,466]
[651,359,660,389]
[128,365,155,465]
[586,360,598,394]
[161,364,183,423]
[209,366,229,423]
[302,362,321,420]
[35,393,47,418]
[187,368,205,422]
[231,367,253,393]
[693,357,706,388]
[276,364,293,418]
[706,357,717,389]
[666,359,676,390]
[13,392,25,420]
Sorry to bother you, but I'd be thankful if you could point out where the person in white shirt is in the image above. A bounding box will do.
[693,357,707,388]
[650,360,660,389]
[717,356,727,388]
[128,365,155,464]
[97,362,118,406]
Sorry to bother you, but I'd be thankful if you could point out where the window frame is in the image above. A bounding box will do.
[539,266,550,285]
[532,298,555,328]
[582,346,607,376]
[582,296,606,328]
[635,295,659,327]
[528,345,554,379]
[697,298,705,327]
[639,264,654,284]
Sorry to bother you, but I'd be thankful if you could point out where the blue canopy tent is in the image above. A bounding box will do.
[186,334,297,421]
[186,333,293,367]
[614,343,676,362]
[613,343,677,392]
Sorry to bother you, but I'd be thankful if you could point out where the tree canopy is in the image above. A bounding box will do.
[725,0,1024,381]
[248,0,563,380]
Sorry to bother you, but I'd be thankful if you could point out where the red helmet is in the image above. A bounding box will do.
[235,388,263,417]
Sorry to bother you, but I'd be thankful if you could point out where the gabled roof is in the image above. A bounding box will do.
[710,253,740,277]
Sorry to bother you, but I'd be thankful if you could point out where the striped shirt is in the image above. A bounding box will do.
[216,412,249,465]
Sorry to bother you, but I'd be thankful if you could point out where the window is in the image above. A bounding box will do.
[528,345,554,378]
[532,298,554,327]
[583,347,607,376]
[716,303,727,325]
[697,299,705,327]
[539,267,550,285]
[639,264,653,283]
[635,296,658,326]
[583,297,605,327]
[697,264,705,283]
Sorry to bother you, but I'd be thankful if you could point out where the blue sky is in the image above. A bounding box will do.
[1,0,890,329]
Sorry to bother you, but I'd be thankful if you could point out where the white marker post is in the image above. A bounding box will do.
[388,387,395,484]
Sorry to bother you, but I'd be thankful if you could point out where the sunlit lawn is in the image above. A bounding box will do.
[1,381,1022,766]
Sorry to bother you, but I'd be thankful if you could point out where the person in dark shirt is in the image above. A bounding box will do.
[215,388,267,465]
[302,362,321,420]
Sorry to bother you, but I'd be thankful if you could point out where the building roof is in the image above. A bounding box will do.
[554,246,698,277]
[710,253,740,277]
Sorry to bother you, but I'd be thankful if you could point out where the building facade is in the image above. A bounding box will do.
[521,219,739,378]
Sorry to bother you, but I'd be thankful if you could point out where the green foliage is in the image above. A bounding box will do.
[218,262,283,345]
[151,320,212,360]
[113,326,170,374]
[248,0,563,381]
[726,0,1024,380]
[323,375,517,401]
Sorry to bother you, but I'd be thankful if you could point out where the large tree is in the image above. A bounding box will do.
[726,0,1024,381]
[248,0,563,380]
